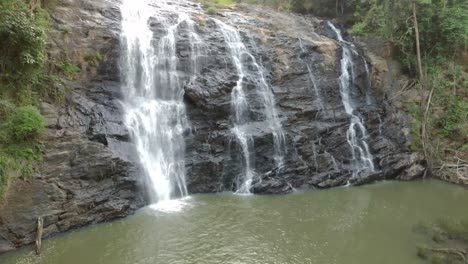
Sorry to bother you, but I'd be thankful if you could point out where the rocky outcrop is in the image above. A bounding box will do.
[183,5,422,194]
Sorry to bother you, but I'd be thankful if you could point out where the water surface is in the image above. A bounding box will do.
[1,180,467,264]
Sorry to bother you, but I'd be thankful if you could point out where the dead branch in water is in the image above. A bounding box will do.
[35,217,43,256]
[426,247,468,261]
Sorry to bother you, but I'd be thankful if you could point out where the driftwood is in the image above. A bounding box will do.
[427,247,468,261]
[35,217,44,256]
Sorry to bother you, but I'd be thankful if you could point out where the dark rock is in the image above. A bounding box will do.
[183,7,421,194]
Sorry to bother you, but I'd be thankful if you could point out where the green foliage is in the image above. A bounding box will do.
[0,105,45,201]
[5,106,46,141]
[207,6,217,15]
[58,57,80,79]
[0,0,49,71]
[352,0,467,73]
[0,0,51,103]
[0,0,66,106]
[440,98,468,138]
[95,52,103,62]
[287,0,357,16]
[84,52,103,67]
[349,22,367,37]
[197,0,235,10]
[348,0,467,170]
[0,99,14,119]
[42,0,59,11]
[0,109,46,201]
[439,4,468,55]
[58,24,72,35]
[0,1,60,202]
[289,0,306,13]
[0,156,9,200]
[216,0,235,6]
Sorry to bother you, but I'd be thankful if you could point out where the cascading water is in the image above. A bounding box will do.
[363,58,373,106]
[120,0,202,205]
[248,36,287,168]
[216,20,286,193]
[327,22,375,176]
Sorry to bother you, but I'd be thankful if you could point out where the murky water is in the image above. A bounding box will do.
[1,180,467,264]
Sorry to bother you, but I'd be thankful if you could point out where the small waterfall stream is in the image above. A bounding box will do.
[216,20,286,193]
[327,22,375,176]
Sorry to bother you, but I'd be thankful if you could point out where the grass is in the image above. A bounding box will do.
[215,0,236,6]
[197,0,236,9]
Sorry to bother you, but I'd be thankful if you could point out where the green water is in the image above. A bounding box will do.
[1,180,467,264]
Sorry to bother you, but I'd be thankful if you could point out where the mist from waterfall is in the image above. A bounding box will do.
[216,20,286,193]
[327,21,375,176]
[120,0,202,205]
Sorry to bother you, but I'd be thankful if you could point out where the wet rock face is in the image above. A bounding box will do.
[182,7,421,194]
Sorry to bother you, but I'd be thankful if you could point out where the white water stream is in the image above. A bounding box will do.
[216,20,286,193]
[327,22,375,176]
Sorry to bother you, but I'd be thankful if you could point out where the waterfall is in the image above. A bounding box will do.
[363,58,373,106]
[216,20,286,193]
[120,0,201,204]
[327,22,375,176]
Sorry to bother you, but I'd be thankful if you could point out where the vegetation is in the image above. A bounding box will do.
[6,106,46,141]
[57,57,80,79]
[197,0,236,15]
[207,6,217,15]
[0,0,59,201]
[351,0,467,182]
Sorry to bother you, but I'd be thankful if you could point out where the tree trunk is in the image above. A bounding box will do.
[412,0,424,83]
[413,0,432,175]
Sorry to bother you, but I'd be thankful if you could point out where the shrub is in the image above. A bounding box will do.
[216,0,236,6]
[0,99,14,120]
[440,99,468,138]
[349,22,367,37]
[207,6,217,15]
[0,0,49,73]
[57,57,80,79]
[6,106,46,141]
[0,155,9,200]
